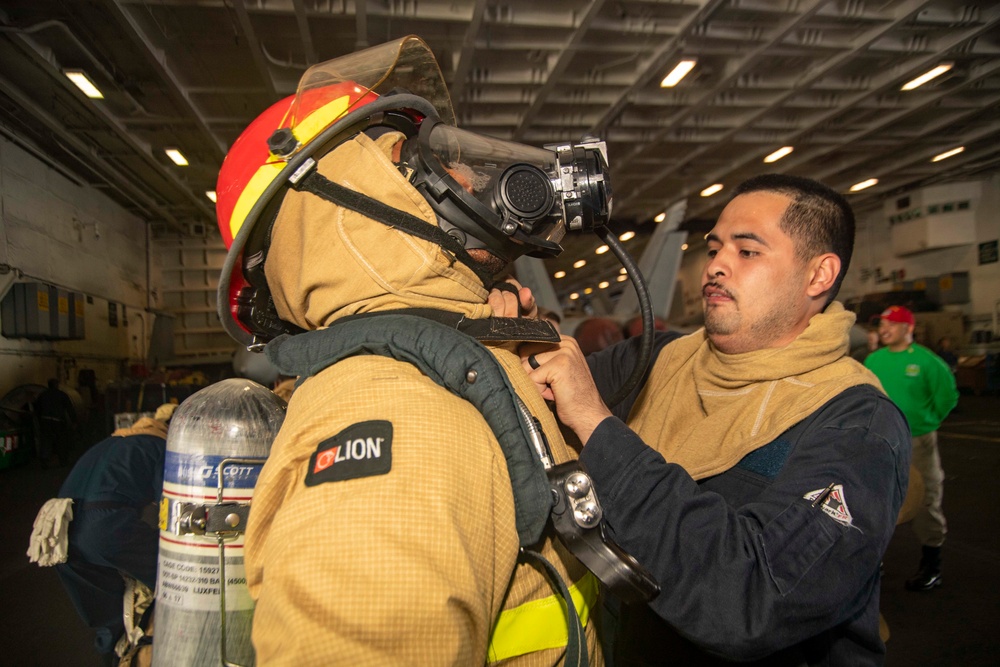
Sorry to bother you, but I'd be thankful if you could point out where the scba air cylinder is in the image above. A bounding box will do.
[153,379,285,667]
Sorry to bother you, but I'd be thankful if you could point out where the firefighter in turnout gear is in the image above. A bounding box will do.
[216,36,612,665]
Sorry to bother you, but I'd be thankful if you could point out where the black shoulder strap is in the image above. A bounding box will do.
[293,170,496,288]
[265,313,553,547]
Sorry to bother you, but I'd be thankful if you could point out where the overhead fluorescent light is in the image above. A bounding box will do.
[849,178,879,192]
[569,292,580,300]
[584,287,594,295]
[932,146,965,162]
[700,183,724,197]
[553,270,566,279]
[619,231,635,242]
[660,59,697,88]
[598,281,610,289]
[596,245,609,254]
[681,243,689,251]
[654,212,666,223]
[573,259,587,269]
[616,274,628,282]
[763,146,794,163]
[64,70,104,99]
[165,149,189,166]
[620,267,627,274]
[901,63,953,91]
[205,190,217,203]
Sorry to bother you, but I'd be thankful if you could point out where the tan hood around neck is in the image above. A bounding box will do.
[628,302,883,479]
[112,417,167,439]
[265,131,493,331]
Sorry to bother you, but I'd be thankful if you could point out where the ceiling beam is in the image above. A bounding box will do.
[231,0,279,98]
[674,8,1000,221]
[447,0,489,106]
[0,73,184,231]
[104,0,228,159]
[511,0,606,142]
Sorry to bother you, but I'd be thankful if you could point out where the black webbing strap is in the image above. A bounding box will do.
[293,169,496,287]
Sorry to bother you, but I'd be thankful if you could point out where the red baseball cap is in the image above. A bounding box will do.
[879,305,915,326]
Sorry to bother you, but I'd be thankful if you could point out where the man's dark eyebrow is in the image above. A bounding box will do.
[704,231,770,247]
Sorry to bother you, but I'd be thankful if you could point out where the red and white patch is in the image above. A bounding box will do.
[313,446,339,474]
[804,484,853,526]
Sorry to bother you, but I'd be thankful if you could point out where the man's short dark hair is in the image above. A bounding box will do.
[732,174,855,304]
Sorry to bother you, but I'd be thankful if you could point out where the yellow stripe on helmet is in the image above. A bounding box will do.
[228,94,356,241]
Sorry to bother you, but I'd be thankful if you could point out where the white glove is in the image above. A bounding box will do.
[27,498,74,566]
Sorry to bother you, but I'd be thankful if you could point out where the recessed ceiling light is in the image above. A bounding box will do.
[932,146,965,162]
[849,178,879,192]
[660,59,696,88]
[901,63,953,91]
[584,287,594,295]
[598,281,610,289]
[617,274,628,282]
[165,149,189,166]
[763,146,794,163]
[569,292,580,300]
[654,212,666,223]
[619,231,635,242]
[620,267,627,274]
[205,190,217,203]
[64,70,104,99]
[573,259,587,269]
[596,245,609,254]
[700,183,724,197]
[681,243,689,251]
[553,270,566,279]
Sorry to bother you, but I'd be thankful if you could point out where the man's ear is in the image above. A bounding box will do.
[806,253,841,298]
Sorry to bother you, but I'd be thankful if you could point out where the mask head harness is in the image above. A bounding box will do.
[398,118,613,266]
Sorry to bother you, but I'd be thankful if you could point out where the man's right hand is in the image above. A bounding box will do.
[519,336,613,446]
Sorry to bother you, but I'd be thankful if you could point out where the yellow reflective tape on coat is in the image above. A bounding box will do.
[487,572,598,662]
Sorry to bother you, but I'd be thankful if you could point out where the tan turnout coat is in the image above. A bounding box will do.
[244,131,602,666]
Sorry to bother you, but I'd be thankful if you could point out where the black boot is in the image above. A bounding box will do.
[905,545,942,592]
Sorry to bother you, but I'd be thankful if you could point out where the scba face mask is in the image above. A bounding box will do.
[401,118,613,265]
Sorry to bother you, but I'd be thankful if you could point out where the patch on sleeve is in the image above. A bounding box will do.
[305,420,393,487]
[804,484,853,526]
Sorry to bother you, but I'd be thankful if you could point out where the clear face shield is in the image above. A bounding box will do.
[401,119,613,265]
[268,36,456,159]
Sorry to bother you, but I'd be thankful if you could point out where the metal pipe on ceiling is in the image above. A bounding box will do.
[0,73,184,232]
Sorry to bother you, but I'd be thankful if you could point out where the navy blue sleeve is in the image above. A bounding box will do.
[107,435,167,504]
[579,386,910,661]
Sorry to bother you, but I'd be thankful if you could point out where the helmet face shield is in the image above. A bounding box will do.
[281,37,454,154]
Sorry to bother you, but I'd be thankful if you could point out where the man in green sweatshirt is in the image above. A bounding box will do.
[865,305,958,592]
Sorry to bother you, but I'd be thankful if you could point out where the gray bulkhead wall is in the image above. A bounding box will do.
[0,135,163,398]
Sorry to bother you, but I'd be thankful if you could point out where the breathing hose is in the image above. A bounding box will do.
[595,226,654,408]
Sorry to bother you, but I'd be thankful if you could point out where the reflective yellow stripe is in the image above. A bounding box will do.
[487,572,598,662]
[229,161,284,239]
[292,95,351,148]
[228,95,351,240]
